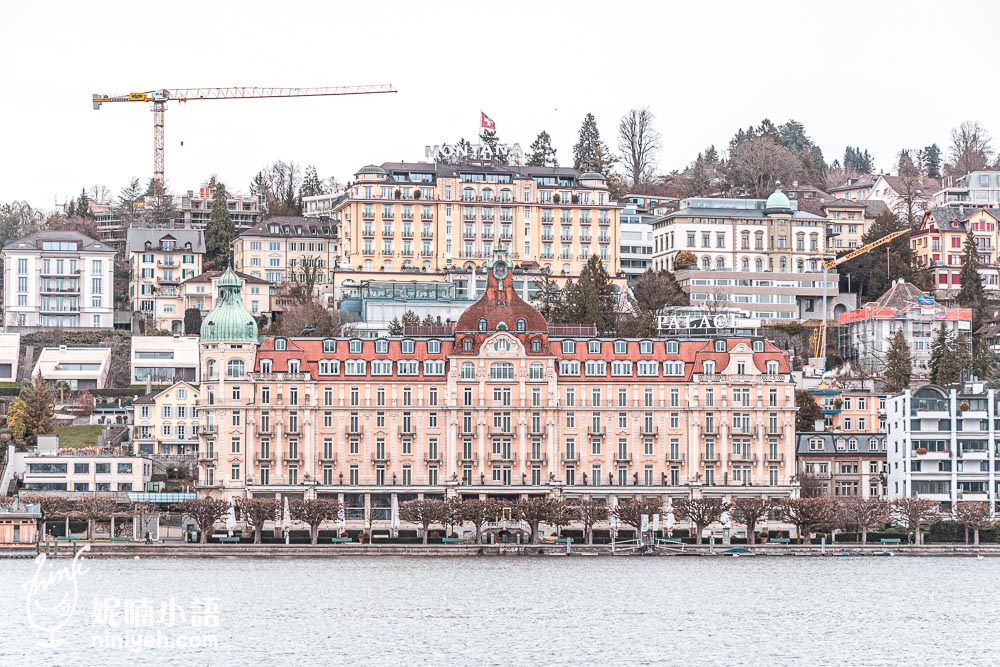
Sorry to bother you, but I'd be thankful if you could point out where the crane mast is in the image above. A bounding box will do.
[92,84,397,191]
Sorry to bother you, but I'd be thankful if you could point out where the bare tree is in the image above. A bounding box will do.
[399,499,447,544]
[285,256,324,304]
[75,495,119,540]
[290,499,344,544]
[572,498,609,545]
[946,121,993,177]
[731,497,772,545]
[235,497,281,544]
[514,497,561,544]
[132,502,159,541]
[442,497,466,537]
[780,497,835,543]
[892,172,933,228]
[21,495,71,542]
[891,497,939,545]
[953,501,992,546]
[272,299,341,337]
[618,108,661,188]
[845,497,890,544]
[728,137,804,198]
[458,499,504,544]
[673,498,729,545]
[174,497,229,544]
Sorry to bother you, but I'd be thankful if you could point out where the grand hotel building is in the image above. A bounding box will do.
[196,254,799,527]
[327,162,621,276]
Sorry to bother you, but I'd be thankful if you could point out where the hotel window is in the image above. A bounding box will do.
[345,360,367,375]
[584,361,606,376]
[529,362,545,380]
[323,339,336,353]
[611,361,632,377]
[397,361,419,375]
[588,340,601,354]
[424,360,445,375]
[401,339,415,354]
[618,387,628,407]
[427,339,441,354]
[461,362,476,380]
[561,340,576,354]
[429,387,438,406]
[490,362,515,381]
[349,340,363,354]
[375,339,389,354]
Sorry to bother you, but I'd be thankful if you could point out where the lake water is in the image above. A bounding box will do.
[1,555,998,666]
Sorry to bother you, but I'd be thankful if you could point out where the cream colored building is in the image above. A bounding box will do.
[140,269,271,333]
[331,162,620,276]
[231,216,339,305]
[127,226,205,326]
[133,381,201,456]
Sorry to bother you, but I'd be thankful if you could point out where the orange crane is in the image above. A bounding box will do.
[92,85,397,190]
[815,227,911,364]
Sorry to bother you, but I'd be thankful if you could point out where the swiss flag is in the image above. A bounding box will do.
[481,112,496,130]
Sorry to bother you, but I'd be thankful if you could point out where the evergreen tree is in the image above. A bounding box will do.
[147,192,177,226]
[956,230,987,332]
[883,329,913,393]
[930,326,972,385]
[972,339,999,382]
[116,177,143,227]
[16,375,55,446]
[401,310,420,329]
[421,314,436,326]
[387,317,403,336]
[527,131,558,167]
[184,308,203,335]
[844,146,874,174]
[299,165,326,200]
[703,145,719,164]
[795,390,823,432]
[479,128,507,164]
[571,255,616,335]
[205,180,236,269]
[75,188,93,219]
[922,144,942,178]
[840,211,931,300]
[572,113,616,175]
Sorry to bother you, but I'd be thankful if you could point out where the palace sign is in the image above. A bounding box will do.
[657,313,734,332]
[425,142,525,163]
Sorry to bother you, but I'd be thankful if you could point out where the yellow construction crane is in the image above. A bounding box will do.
[92,85,397,190]
[814,227,912,361]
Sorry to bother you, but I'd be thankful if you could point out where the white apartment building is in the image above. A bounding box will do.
[17,453,153,493]
[0,332,20,381]
[131,335,200,385]
[2,231,116,329]
[933,171,1000,208]
[887,384,999,512]
[33,345,112,390]
[619,204,655,283]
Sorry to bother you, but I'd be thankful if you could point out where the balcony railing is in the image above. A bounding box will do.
[561,451,579,463]
[246,372,310,382]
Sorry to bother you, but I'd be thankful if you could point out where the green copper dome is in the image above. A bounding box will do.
[764,181,792,212]
[200,267,258,342]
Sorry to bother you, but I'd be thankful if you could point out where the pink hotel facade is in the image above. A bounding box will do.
[196,257,800,527]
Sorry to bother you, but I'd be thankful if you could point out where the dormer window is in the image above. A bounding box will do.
[427,340,441,354]
[401,339,415,354]
[703,361,715,374]
[753,341,764,352]
[766,360,779,374]
[463,338,472,352]
[516,318,526,332]
[614,340,627,354]
[714,340,726,352]
[275,338,286,351]
[349,339,362,354]
[323,339,336,353]
[532,339,541,352]
[588,340,601,354]
[375,339,389,354]
[665,341,678,354]
[288,359,300,373]
[561,340,575,354]
[640,340,653,354]
[478,317,488,332]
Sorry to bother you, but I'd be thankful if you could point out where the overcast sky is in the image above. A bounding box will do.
[2,0,993,210]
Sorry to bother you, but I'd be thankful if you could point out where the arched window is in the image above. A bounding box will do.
[741,258,749,271]
[531,339,541,352]
[755,258,763,272]
[460,362,476,380]
[463,187,475,201]
[489,362,515,381]
[516,318,526,332]
[779,257,787,271]
[482,187,493,202]
[478,317,488,332]
[463,338,472,352]
[529,362,545,380]
[796,259,804,272]
[716,257,725,270]
[206,359,217,379]
[226,359,245,379]
[701,256,711,270]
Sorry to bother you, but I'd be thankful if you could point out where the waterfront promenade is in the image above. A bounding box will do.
[30,540,1000,558]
